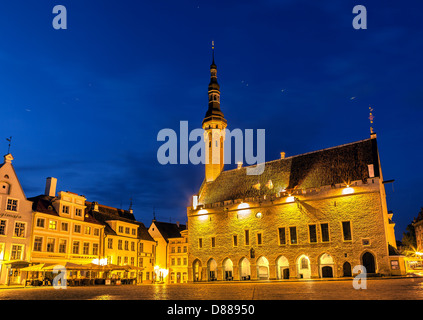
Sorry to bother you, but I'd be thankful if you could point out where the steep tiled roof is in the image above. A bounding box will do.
[86,202,136,221]
[86,201,154,242]
[152,221,187,241]
[28,195,103,225]
[198,138,380,205]
[28,195,59,216]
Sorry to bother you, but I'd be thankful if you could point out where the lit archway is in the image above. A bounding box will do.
[256,256,269,280]
[223,258,233,280]
[276,256,290,279]
[207,258,217,281]
[296,254,311,279]
[239,257,251,280]
[319,253,334,278]
[192,259,202,282]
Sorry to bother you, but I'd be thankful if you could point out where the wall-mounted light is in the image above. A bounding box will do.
[286,195,295,203]
[237,202,250,210]
[342,186,354,195]
[198,209,208,221]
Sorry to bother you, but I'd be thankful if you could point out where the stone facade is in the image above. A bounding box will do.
[186,54,398,282]
[187,179,394,281]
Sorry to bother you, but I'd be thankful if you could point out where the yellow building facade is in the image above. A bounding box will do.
[168,229,188,283]
[27,178,156,285]
[87,201,156,284]
[148,220,187,283]
[30,181,104,268]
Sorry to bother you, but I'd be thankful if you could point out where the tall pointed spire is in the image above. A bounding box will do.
[202,41,226,127]
[202,42,227,182]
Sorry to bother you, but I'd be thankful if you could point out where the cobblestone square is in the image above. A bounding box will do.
[0,277,422,300]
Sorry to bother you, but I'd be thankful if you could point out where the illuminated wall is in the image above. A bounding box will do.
[187,179,395,281]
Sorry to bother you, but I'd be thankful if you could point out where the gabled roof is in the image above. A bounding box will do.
[28,195,58,216]
[151,221,187,242]
[86,201,136,221]
[198,137,380,205]
[86,201,154,242]
[28,195,103,225]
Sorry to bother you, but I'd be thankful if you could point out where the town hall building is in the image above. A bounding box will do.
[186,53,400,282]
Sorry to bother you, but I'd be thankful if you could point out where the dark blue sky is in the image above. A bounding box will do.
[1,1,422,240]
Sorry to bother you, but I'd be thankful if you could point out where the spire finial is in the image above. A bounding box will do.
[6,136,12,154]
[211,40,215,65]
[369,105,375,134]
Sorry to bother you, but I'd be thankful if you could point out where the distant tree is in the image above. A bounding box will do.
[402,223,416,252]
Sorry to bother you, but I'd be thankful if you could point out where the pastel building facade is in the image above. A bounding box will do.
[148,220,187,283]
[0,154,34,285]
[87,201,156,283]
[29,179,104,267]
[168,229,188,283]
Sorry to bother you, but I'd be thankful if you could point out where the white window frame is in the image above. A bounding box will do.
[6,198,19,212]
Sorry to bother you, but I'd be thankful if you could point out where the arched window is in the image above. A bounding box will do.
[300,257,309,269]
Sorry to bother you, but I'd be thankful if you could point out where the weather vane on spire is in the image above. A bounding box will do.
[369,106,375,134]
[6,136,12,154]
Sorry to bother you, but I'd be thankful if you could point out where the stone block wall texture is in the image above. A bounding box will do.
[187,181,391,281]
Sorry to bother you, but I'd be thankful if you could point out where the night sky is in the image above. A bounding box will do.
[1,1,422,240]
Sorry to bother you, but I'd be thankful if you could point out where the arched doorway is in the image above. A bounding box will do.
[193,259,202,282]
[319,253,334,278]
[343,262,352,277]
[276,256,290,279]
[362,252,376,274]
[239,257,251,280]
[207,258,217,281]
[256,256,269,280]
[223,258,233,280]
[297,255,311,279]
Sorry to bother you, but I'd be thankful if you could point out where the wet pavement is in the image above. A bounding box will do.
[0,277,422,300]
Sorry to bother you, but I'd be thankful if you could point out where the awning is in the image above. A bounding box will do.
[1,260,30,268]
[42,262,88,271]
[20,263,55,272]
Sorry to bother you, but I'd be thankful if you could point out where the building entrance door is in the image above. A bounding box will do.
[362,252,376,274]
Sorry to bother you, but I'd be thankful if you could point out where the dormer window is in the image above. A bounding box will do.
[62,206,69,214]
[75,208,82,217]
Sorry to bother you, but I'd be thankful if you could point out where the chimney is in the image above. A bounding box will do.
[45,177,57,197]
[280,152,286,159]
[176,221,180,228]
[92,201,99,212]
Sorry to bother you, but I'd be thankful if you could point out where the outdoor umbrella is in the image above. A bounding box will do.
[42,262,87,271]
[20,263,49,272]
